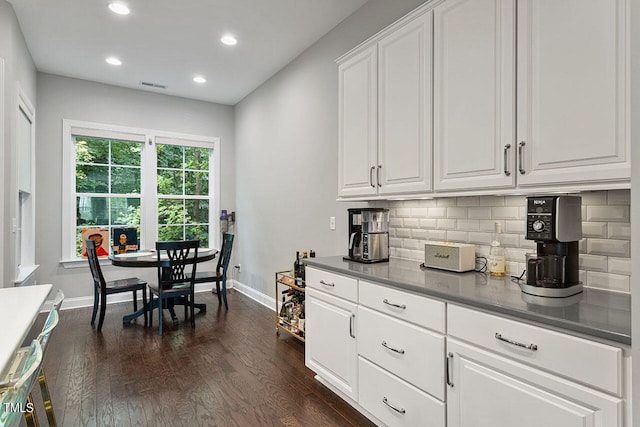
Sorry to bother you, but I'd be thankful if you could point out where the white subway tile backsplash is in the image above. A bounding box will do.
[582,222,608,238]
[457,220,480,231]
[505,220,524,234]
[447,207,467,219]
[492,206,520,220]
[586,206,630,222]
[579,254,608,272]
[387,189,630,293]
[479,195,505,206]
[580,191,608,205]
[608,189,630,205]
[586,272,630,293]
[587,239,630,258]
[428,207,447,218]
[437,219,457,230]
[419,218,437,228]
[403,218,420,228]
[608,223,630,240]
[447,231,469,242]
[608,257,631,276]
[468,232,492,245]
[468,207,492,219]
[428,230,448,241]
[457,196,480,207]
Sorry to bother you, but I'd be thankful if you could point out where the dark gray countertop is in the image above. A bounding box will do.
[304,256,631,345]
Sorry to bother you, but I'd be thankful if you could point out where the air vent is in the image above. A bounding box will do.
[140,81,167,89]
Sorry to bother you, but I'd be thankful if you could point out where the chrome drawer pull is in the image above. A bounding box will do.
[446,352,454,387]
[381,341,405,355]
[349,314,355,338]
[495,332,538,351]
[518,141,526,175]
[319,280,335,287]
[382,397,406,414]
[503,143,511,176]
[382,299,406,310]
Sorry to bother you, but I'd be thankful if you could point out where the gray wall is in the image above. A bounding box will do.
[233,0,426,300]
[0,0,37,287]
[35,73,235,300]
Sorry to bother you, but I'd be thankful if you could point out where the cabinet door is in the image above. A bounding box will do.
[433,0,515,191]
[338,46,378,197]
[305,288,358,400]
[447,339,623,427]
[377,12,432,195]
[516,0,630,186]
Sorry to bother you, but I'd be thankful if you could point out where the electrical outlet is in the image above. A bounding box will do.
[330,216,336,230]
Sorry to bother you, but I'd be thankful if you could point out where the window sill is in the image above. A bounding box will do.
[60,258,111,269]
[15,264,40,286]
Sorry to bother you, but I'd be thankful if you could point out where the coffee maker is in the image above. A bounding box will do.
[523,195,582,297]
[345,208,389,263]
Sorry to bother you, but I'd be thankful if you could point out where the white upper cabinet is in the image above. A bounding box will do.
[338,11,433,198]
[433,0,516,192]
[377,11,433,195]
[338,46,378,197]
[516,0,630,186]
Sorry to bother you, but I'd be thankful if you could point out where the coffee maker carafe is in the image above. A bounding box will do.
[523,196,582,297]
[345,208,389,263]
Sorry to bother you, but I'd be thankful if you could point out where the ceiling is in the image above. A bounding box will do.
[8,0,368,105]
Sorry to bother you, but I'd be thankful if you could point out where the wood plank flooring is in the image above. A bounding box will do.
[27,289,374,427]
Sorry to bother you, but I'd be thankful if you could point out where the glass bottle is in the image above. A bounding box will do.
[489,222,506,277]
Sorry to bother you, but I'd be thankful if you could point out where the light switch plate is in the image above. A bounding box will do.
[329,216,336,230]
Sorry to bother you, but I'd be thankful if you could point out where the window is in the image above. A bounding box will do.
[62,120,220,264]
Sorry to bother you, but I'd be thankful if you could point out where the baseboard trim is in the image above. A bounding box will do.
[230,280,276,312]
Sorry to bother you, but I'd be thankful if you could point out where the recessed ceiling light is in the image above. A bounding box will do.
[193,76,206,84]
[220,35,237,46]
[106,57,122,66]
[108,2,130,15]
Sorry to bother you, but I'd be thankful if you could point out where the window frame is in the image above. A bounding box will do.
[62,119,221,266]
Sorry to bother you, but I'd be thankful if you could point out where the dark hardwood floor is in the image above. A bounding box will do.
[29,289,374,426]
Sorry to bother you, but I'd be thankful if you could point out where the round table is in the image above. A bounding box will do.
[110,248,218,325]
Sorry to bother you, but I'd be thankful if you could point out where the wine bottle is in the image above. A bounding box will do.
[489,222,506,277]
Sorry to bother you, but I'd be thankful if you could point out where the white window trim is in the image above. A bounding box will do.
[61,119,221,268]
[15,84,38,285]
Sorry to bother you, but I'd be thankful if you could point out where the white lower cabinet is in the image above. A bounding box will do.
[305,287,358,401]
[446,338,623,427]
[359,357,445,427]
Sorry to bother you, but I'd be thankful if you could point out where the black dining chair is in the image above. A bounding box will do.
[148,240,199,335]
[86,239,148,332]
[194,233,234,309]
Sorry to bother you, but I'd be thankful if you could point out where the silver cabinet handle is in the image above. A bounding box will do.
[495,332,538,351]
[349,314,355,338]
[446,352,454,387]
[383,299,406,310]
[518,141,526,175]
[377,165,382,187]
[381,340,405,355]
[369,166,375,188]
[319,280,335,287]
[382,397,406,414]
[504,144,511,176]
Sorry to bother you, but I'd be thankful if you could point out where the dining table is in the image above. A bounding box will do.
[0,284,52,381]
[109,248,218,326]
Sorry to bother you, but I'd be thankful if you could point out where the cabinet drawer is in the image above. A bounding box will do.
[306,267,358,303]
[359,280,445,332]
[359,356,445,427]
[447,304,623,396]
[358,306,445,400]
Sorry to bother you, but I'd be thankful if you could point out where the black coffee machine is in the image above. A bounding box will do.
[523,195,582,297]
[345,208,389,263]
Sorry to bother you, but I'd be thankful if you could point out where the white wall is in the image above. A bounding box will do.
[0,0,37,287]
[35,73,235,300]
[233,0,426,302]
